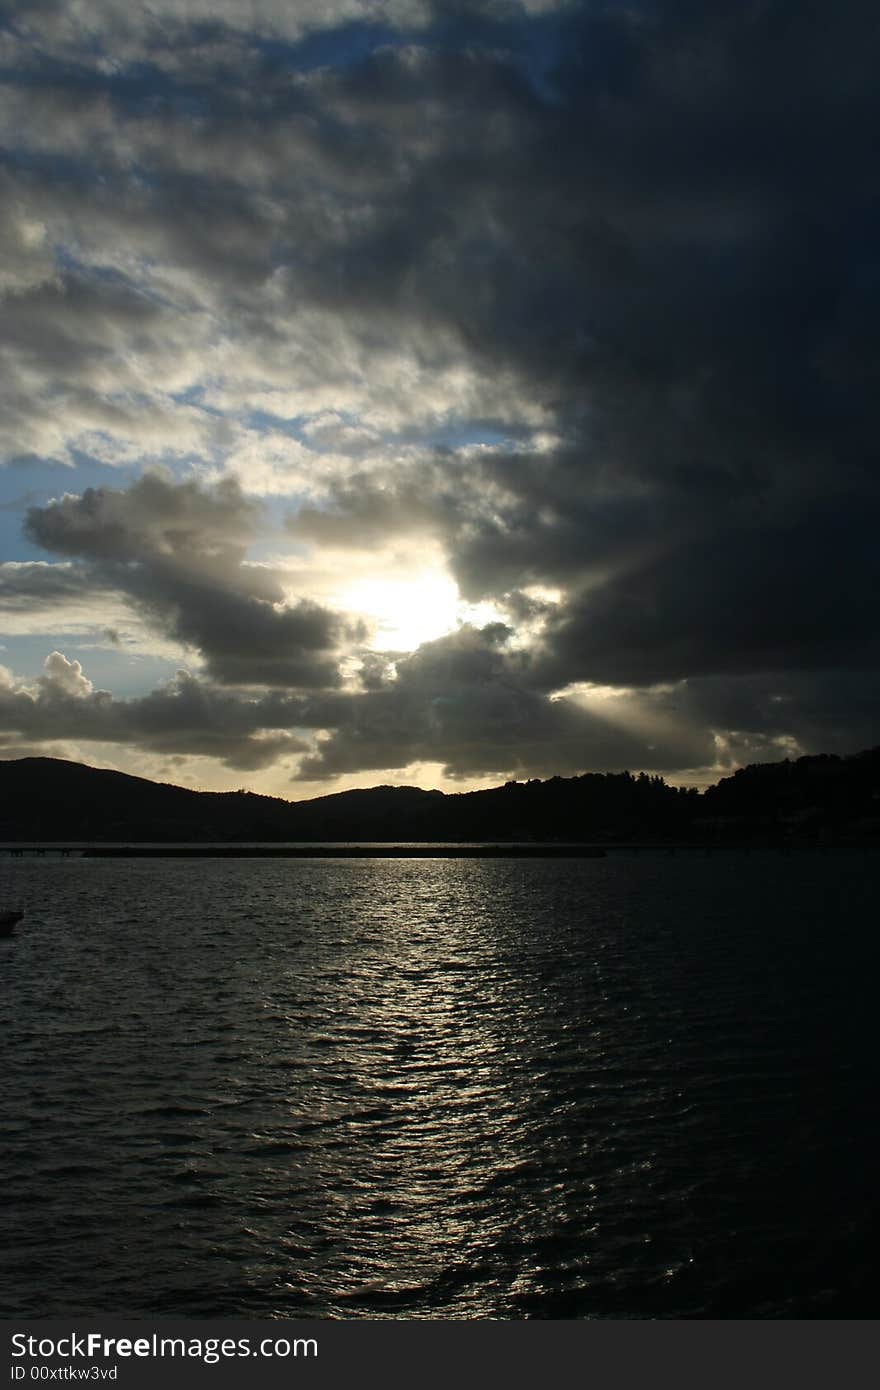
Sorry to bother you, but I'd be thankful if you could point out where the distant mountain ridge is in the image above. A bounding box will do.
[1,749,879,844]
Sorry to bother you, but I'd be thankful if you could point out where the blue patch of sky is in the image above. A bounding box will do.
[250,496,312,560]
[107,61,215,119]
[423,5,572,105]
[0,455,144,562]
[0,633,181,696]
[3,5,574,117]
[0,500,45,566]
[252,8,570,102]
[240,405,527,455]
[2,144,105,189]
[254,22,404,76]
[61,646,184,699]
[241,408,314,442]
[52,243,140,287]
[170,384,210,409]
[0,635,66,684]
[0,37,215,119]
[51,231,205,318]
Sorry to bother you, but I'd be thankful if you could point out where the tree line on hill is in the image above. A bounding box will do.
[0,747,878,844]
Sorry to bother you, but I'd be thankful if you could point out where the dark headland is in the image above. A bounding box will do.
[1,748,879,850]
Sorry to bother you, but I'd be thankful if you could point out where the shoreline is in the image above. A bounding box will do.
[2,841,876,857]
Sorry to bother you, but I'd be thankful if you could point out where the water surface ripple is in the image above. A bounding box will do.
[2,852,878,1318]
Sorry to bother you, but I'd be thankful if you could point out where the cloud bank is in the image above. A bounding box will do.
[1,1,878,789]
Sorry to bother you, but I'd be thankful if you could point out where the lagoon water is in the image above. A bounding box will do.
[2,851,878,1319]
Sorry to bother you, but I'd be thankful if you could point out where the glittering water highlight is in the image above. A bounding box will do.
[2,851,878,1317]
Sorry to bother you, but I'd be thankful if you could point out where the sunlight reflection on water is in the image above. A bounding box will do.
[2,852,878,1318]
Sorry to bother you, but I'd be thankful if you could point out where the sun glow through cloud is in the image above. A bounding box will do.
[342,571,461,651]
[340,569,505,653]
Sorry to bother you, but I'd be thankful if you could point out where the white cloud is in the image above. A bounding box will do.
[40,650,94,698]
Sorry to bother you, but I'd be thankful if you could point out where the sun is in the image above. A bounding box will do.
[342,570,460,651]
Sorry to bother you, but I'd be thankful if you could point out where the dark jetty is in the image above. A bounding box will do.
[82,844,607,858]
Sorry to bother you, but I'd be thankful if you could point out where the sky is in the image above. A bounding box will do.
[0,0,878,799]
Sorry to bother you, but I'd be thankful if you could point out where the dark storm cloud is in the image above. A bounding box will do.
[288,457,462,550]
[302,628,880,783]
[3,626,874,784]
[284,0,880,749]
[299,624,712,779]
[530,503,880,690]
[0,657,313,768]
[671,668,880,767]
[0,560,103,610]
[24,474,353,687]
[289,446,670,599]
[1,626,710,784]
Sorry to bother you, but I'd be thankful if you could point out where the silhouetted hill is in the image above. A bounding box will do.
[0,749,878,843]
[699,747,880,842]
[0,759,458,842]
